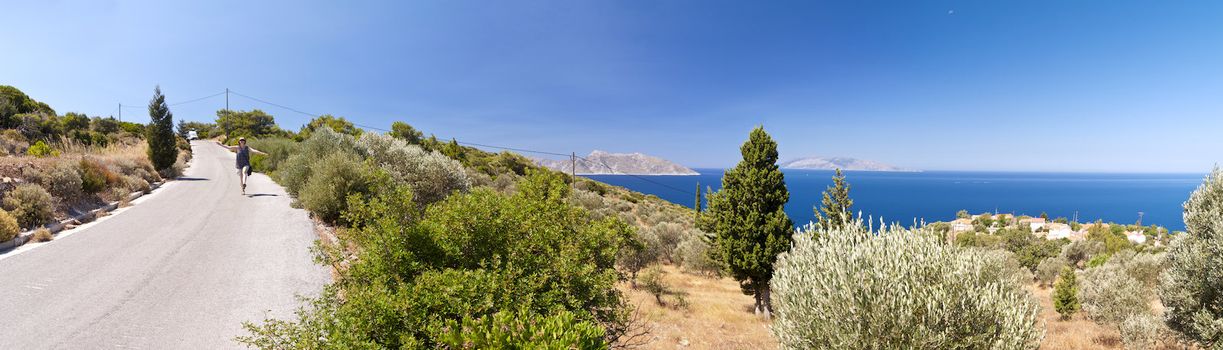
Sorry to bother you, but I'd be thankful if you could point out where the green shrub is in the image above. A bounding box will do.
[675,229,722,277]
[617,227,660,286]
[1060,240,1105,268]
[770,221,1043,349]
[1119,313,1162,350]
[0,209,18,242]
[43,161,82,199]
[1036,256,1068,288]
[638,265,669,304]
[240,171,631,348]
[437,309,607,349]
[275,128,357,195]
[27,140,56,157]
[353,133,470,205]
[1053,266,1080,320]
[246,137,296,173]
[1081,263,1149,327]
[79,157,112,194]
[649,222,685,263]
[1160,169,1223,347]
[298,153,385,224]
[4,183,54,228]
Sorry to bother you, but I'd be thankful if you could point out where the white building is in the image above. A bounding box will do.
[1126,230,1148,244]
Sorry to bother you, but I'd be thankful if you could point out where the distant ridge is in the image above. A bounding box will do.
[779,156,916,172]
[535,150,699,175]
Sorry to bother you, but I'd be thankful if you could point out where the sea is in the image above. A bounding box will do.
[583,170,1207,232]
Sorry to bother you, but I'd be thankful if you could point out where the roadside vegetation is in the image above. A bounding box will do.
[232,117,1223,349]
[0,85,189,241]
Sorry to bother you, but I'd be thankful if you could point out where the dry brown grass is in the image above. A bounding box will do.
[29,227,53,242]
[620,265,777,350]
[625,268,1195,350]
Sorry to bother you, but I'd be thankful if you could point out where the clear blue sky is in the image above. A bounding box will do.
[3,0,1221,172]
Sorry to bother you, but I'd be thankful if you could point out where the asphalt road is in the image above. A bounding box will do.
[0,140,329,349]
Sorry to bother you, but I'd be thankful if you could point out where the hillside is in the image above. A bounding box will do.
[779,156,913,172]
[536,150,699,175]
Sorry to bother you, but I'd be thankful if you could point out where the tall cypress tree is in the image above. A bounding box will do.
[815,168,854,230]
[707,126,792,318]
[694,181,701,212]
[146,86,177,171]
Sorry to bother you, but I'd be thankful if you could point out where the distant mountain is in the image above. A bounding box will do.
[536,150,699,175]
[779,156,915,172]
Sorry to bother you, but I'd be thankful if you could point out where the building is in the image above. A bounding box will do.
[1045,223,1074,240]
[1126,230,1148,244]
[1019,217,1047,232]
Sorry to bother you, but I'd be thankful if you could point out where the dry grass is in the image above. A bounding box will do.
[29,228,53,242]
[625,268,1194,350]
[620,265,777,350]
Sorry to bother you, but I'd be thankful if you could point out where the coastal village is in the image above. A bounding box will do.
[945,212,1163,246]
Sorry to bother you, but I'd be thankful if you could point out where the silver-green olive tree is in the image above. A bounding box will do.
[1160,168,1223,347]
[770,221,1043,349]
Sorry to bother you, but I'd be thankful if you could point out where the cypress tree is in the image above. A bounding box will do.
[694,181,701,212]
[815,168,854,230]
[706,126,792,318]
[146,86,177,172]
[1053,266,1079,320]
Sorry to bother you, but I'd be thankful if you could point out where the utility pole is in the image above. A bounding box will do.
[118,103,121,121]
[1137,211,1144,227]
[225,88,230,140]
[570,152,576,191]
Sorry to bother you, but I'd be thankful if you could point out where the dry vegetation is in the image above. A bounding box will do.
[621,265,777,350]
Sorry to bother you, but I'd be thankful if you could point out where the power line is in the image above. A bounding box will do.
[169,91,226,107]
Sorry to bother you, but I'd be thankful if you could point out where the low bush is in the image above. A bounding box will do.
[4,184,54,228]
[617,227,660,286]
[275,128,357,195]
[770,221,1043,349]
[1061,240,1105,268]
[30,227,52,242]
[437,309,607,349]
[649,222,685,263]
[79,157,114,194]
[240,171,632,348]
[1081,263,1149,327]
[43,161,83,199]
[675,230,721,276]
[27,140,56,157]
[1119,313,1162,350]
[0,209,18,242]
[353,133,470,205]
[1036,256,1067,288]
[638,265,668,304]
[246,137,296,173]
[298,153,386,224]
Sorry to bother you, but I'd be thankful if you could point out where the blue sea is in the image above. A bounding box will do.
[583,170,1206,232]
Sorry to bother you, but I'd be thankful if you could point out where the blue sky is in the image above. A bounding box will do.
[3,1,1221,172]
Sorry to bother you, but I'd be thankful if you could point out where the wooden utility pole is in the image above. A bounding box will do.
[118,103,121,121]
[570,152,576,191]
[224,88,230,140]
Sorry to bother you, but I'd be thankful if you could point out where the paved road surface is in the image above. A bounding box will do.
[0,141,329,349]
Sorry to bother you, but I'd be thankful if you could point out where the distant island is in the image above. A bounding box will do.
[779,156,915,172]
[535,150,699,175]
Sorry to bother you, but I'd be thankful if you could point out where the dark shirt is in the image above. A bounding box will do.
[236,145,250,168]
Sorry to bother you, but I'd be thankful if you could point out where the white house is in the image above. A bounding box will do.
[1019,217,1047,232]
[1045,223,1073,240]
[1126,230,1148,244]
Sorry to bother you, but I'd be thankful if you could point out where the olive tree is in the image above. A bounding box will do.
[1160,168,1223,347]
[770,221,1043,349]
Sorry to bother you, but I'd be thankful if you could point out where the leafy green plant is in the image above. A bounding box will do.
[1081,263,1149,327]
[354,133,470,205]
[771,221,1043,349]
[298,153,386,224]
[79,157,113,194]
[1036,257,1067,288]
[1159,168,1223,347]
[638,265,668,304]
[1119,313,1162,350]
[1053,266,1080,320]
[27,140,56,157]
[437,309,608,349]
[30,227,52,242]
[4,184,54,228]
[43,161,83,199]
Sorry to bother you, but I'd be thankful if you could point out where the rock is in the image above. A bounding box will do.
[679,338,690,347]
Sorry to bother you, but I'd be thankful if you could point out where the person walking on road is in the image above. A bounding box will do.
[218,138,266,195]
